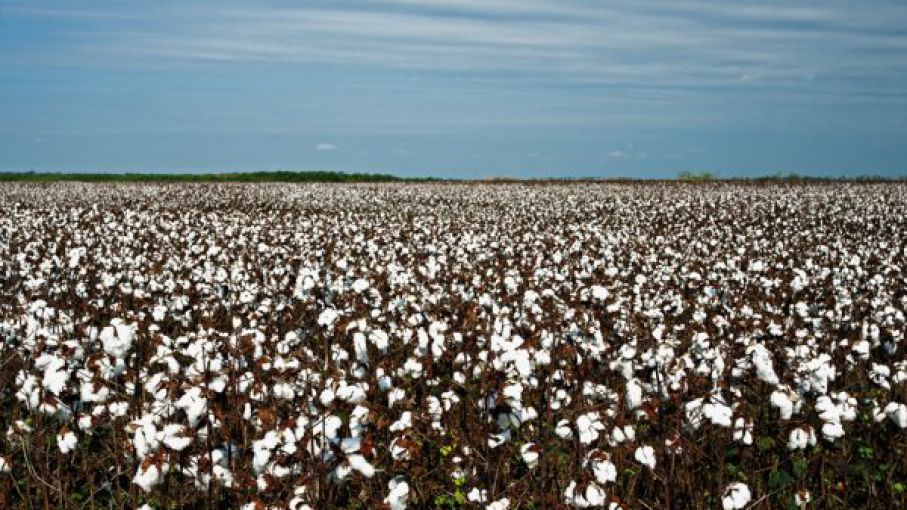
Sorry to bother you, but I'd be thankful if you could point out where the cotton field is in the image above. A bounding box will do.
[0,182,905,509]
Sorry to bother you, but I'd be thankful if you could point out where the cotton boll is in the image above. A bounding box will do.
[347,454,376,478]
[389,411,413,432]
[100,320,135,359]
[384,477,410,510]
[884,402,907,428]
[591,285,609,301]
[57,430,78,454]
[555,419,574,440]
[770,390,794,420]
[625,379,643,410]
[586,451,617,485]
[576,413,602,445]
[520,443,539,469]
[634,445,656,470]
[317,309,339,327]
[133,462,168,492]
[721,482,751,510]
[486,497,511,510]
[821,421,845,441]
[0,456,11,473]
[160,424,194,451]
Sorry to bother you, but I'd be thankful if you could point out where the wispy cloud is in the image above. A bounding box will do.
[315,143,337,151]
[5,0,906,102]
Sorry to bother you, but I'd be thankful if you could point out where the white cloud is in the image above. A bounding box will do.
[608,150,625,158]
[315,143,337,151]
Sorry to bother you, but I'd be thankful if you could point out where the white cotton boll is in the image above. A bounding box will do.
[0,456,9,473]
[370,329,389,351]
[821,421,845,441]
[787,427,813,450]
[576,413,604,445]
[337,383,368,404]
[133,424,160,460]
[57,430,78,454]
[591,286,609,301]
[317,309,339,327]
[721,482,751,510]
[586,451,617,485]
[100,320,135,359]
[320,387,336,406]
[160,424,193,451]
[884,402,907,428]
[750,345,779,385]
[384,477,410,510]
[109,401,130,417]
[733,418,753,445]
[133,463,168,492]
[352,278,369,293]
[625,379,643,410]
[252,439,274,474]
[520,443,539,469]
[347,454,376,478]
[487,431,511,448]
[389,411,413,432]
[41,357,69,396]
[486,497,510,510]
[770,390,794,420]
[634,445,656,470]
[175,388,208,427]
[468,487,488,503]
[851,340,871,359]
[555,419,574,440]
[584,483,606,506]
[815,396,841,423]
[388,388,406,408]
[794,489,812,506]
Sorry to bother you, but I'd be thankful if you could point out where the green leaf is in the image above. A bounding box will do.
[768,469,793,491]
[756,437,776,451]
[792,458,808,479]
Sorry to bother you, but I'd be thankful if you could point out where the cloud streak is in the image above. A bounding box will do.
[4,0,906,101]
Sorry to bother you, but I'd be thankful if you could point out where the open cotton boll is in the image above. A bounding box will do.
[486,498,511,510]
[175,387,208,427]
[133,462,169,492]
[721,482,751,510]
[590,285,609,301]
[346,454,375,478]
[586,450,617,484]
[576,412,605,444]
[57,429,78,454]
[634,445,656,470]
[625,379,643,410]
[520,443,539,469]
[384,477,410,510]
[389,411,413,432]
[317,309,339,327]
[770,390,794,420]
[821,421,845,441]
[160,424,194,451]
[884,402,907,428]
[750,344,779,385]
[555,419,574,440]
[788,427,816,450]
[0,456,10,473]
[563,480,607,508]
[100,319,135,359]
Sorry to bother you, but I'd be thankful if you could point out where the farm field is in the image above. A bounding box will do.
[0,182,905,509]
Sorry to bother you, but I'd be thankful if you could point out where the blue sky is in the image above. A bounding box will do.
[1,0,906,178]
